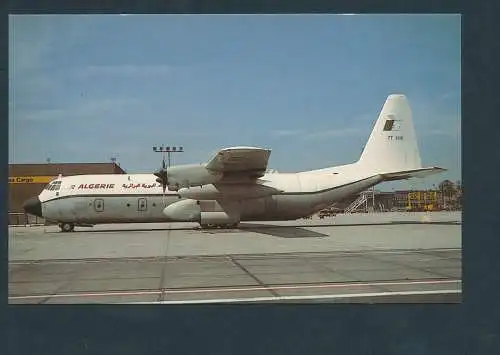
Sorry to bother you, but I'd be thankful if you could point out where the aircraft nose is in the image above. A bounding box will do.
[22,196,43,218]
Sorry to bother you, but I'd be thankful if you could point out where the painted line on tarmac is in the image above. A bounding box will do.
[128,289,462,304]
[9,248,462,265]
[8,279,460,301]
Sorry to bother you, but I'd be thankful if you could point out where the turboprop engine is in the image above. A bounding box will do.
[153,164,222,191]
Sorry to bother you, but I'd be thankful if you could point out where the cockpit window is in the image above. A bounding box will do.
[45,181,62,191]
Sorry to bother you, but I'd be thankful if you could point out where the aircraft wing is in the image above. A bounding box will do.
[205,146,271,179]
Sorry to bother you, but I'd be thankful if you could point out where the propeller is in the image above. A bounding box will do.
[154,158,169,205]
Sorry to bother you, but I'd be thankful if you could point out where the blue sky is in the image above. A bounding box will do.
[9,14,461,190]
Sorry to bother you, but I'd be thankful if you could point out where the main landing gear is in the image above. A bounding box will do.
[200,223,239,230]
[59,223,75,232]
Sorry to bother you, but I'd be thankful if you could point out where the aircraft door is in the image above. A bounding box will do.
[94,199,104,212]
[138,198,147,212]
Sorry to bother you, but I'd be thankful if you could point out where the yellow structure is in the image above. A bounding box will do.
[406,191,438,211]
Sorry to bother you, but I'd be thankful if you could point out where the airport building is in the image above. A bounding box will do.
[8,162,126,225]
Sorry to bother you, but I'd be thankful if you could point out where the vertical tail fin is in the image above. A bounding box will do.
[358,94,422,174]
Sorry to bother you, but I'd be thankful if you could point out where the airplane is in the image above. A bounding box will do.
[22,94,446,232]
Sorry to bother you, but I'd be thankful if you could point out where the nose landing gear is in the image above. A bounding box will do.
[59,223,75,232]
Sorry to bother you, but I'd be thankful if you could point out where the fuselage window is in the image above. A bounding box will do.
[94,199,104,212]
[138,198,147,211]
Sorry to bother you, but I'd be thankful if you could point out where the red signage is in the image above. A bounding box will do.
[76,184,115,189]
[73,183,159,190]
[122,183,158,189]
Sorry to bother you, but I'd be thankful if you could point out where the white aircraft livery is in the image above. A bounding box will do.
[23,94,446,232]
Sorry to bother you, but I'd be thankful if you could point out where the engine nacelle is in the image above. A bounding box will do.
[163,199,201,222]
[178,184,279,200]
[163,199,242,226]
[156,164,222,191]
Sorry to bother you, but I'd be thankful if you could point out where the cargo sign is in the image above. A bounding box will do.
[9,176,56,184]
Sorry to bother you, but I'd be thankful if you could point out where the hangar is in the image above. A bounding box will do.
[8,162,126,225]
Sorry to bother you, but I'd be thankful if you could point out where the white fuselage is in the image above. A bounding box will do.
[38,162,381,225]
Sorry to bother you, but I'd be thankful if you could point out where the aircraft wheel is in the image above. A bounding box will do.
[60,223,75,232]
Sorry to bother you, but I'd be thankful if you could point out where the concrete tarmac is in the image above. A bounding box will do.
[8,212,462,304]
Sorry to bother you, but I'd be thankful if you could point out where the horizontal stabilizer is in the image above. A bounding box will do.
[381,167,447,182]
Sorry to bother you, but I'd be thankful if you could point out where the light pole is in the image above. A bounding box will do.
[153,145,184,168]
